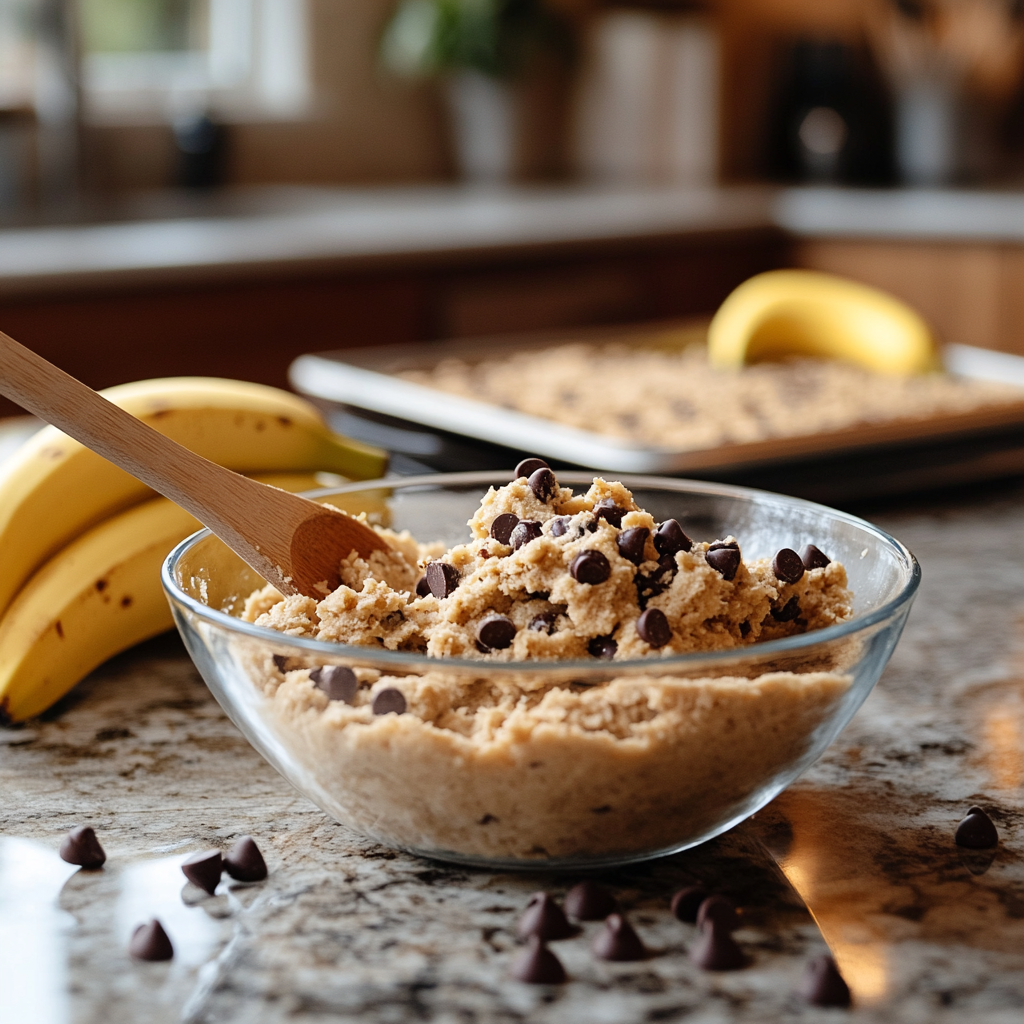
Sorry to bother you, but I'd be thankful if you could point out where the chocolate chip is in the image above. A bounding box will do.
[59,826,106,869]
[517,893,575,941]
[415,576,431,597]
[510,935,567,984]
[773,548,805,584]
[636,554,678,608]
[588,635,617,659]
[571,550,611,585]
[372,688,407,716]
[696,895,739,932]
[310,665,358,703]
[739,620,751,637]
[528,612,558,634]
[708,540,739,551]
[272,654,289,672]
[564,880,616,921]
[706,546,740,581]
[801,544,831,571]
[488,513,518,545]
[181,850,222,895]
[425,560,460,598]
[129,919,174,961]
[593,500,626,528]
[771,596,801,622]
[655,519,692,556]
[670,886,710,923]
[617,527,649,565]
[799,955,851,1007]
[636,608,672,648]
[549,516,570,537]
[591,913,646,961]
[515,457,548,480]
[955,807,998,849]
[477,614,517,651]
[224,836,268,882]
[529,467,559,503]
[510,520,543,550]
[689,920,746,970]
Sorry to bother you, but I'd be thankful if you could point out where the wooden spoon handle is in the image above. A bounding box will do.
[0,330,386,597]
[0,329,243,516]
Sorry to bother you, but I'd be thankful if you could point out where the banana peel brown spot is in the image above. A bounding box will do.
[55,620,64,639]
[121,596,133,608]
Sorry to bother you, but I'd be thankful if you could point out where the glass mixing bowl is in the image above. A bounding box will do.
[162,471,919,870]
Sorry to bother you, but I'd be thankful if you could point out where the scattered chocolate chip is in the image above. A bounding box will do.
[549,516,570,537]
[617,527,649,565]
[771,596,801,622]
[129,919,174,961]
[592,913,646,961]
[415,576,431,597]
[955,807,999,849]
[571,550,611,585]
[425,560,460,599]
[511,520,543,550]
[739,620,751,637]
[310,665,358,703]
[181,850,222,895]
[773,548,805,584]
[593,500,626,528]
[528,612,558,634]
[59,826,106,869]
[655,519,692,556]
[489,513,519,545]
[670,886,710,923]
[799,955,851,1007]
[515,457,548,480]
[372,688,407,716]
[801,544,831,571]
[477,614,517,650]
[564,881,616,921]
[510,935,567,984]
[636,608,672,648]
[588,635,617,659]
[224,836,268,882]
[706,546,740,581]
[272,654,289,672]
[529,467,559,503]
[696,895,739,932]
[689,920,746,970]
[517,893,575,941]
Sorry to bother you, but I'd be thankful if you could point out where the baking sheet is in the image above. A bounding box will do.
[289,320,1024,486]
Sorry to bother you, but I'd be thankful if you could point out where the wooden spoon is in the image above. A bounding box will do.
[0,330,390,598]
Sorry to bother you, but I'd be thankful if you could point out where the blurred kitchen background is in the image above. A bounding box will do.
[5,0,1024,425]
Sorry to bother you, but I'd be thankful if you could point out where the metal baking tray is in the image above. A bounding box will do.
[289,321,1024,501]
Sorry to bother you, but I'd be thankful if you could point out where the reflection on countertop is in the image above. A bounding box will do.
[2,477,1023,1021]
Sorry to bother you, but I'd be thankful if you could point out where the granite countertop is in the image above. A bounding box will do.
[3,481,1024,1023]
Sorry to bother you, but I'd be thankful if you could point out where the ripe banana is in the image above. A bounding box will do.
[0,471,330,723]
[707,270,940,375]
[0,377,386,619]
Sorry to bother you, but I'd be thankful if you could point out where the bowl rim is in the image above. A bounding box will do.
[161,470,921,673]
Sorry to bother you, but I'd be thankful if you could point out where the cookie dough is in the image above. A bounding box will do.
[400,342,1024,450]
[241,467,856,860]
[245,474,853,659]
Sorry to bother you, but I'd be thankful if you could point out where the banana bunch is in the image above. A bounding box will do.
[707,270,940,375]
[0,378,387,723]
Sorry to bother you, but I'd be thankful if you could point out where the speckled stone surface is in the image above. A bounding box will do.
[3,482,1024,1023]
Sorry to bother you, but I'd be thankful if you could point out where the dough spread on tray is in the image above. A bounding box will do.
[399,342,1024,450]
[239,468,857,860]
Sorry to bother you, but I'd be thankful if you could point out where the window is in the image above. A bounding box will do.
[81,0,311,122]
